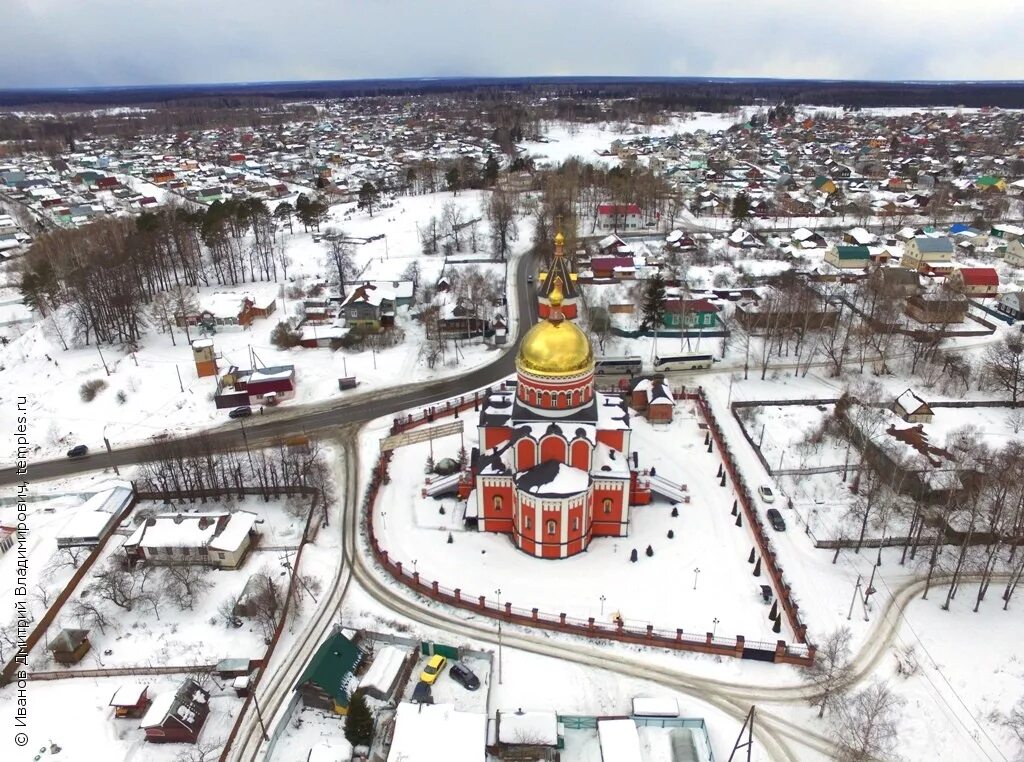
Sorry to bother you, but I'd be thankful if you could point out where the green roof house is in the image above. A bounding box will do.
[294,631,365,715]
[825,245,871,269]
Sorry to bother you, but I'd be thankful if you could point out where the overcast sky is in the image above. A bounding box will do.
[5,0,1024,89]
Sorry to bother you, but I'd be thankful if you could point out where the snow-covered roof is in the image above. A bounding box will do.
[56,484,133,543]
[387,702,486,762]
[110,684,147,707]
[309,741,354,762]
[125,511,257,553]
[139,691,176,729]
[631,696,680,717]
[598,719,643,762]
[358,645,407,696]
[515,461,591,497]
[498,709,558,745]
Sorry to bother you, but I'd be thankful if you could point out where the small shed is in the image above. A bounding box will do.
[358,645,409,700]
[109,684,151,718]
[893,389,934,423]
[49,628,91,665]
[216,658,253,679]
[497,708,559,748]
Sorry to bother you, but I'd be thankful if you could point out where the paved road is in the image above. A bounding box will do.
[1,251,539,487]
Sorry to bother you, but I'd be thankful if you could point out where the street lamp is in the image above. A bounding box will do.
[102,424,119,476]
[381,511,387,529]
[712,617,720,637]
[693,567,701,590]
[238,416,255,470]
[495,588,503,685]
[599,595,607,616]
[412,559,418,575]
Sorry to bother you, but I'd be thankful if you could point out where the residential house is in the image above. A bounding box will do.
[123,510,260,569]
[991,224,1024,241]
[901,236,955,274]
[294,631,365,714]
[340,283,396,329]
[869,267,921,297]
[945,267,999,298]
[496,709,559,759]
[1005,239,1024,268]
[996,292,1024,320]
[48,628,91,665]
[727,228,763,249]
[825,245,871,270]
[811,175,837,194]
[661,298,720,329]
[176,291,277,328]
[596,203,642,230]
[589,256,636,280]
[843,227,878,246]
[139,679,210,744]
[905,292,968,324]
[893,389,934,423]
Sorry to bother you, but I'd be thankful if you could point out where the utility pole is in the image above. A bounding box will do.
[847,574,862,621]
[102,429,119,476]
[96,342,110,376]
[251,683,270,742]
[176,364,185,393]
[728,705,756,762]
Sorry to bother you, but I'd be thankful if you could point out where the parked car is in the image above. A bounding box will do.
[757,485,775,503]
[766,508,786,531]
[66,444,89,458]
[449,662,480,691]
[419,654,447,685]
[228,406,252,419]
[410,681,433,705]
[527,274,534,283]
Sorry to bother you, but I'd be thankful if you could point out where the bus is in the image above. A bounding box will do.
[653,353,714,372]
[595,355,643,375]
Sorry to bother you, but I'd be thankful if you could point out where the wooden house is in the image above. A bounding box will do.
[901,236,955,274]
[1004,239,1024,268]
[340,283,396,329]
[893,389,934,423]
[48,628,91,665]
[945,267,999,298]
[996,292,1024,320]
[630,377,675,423]
[109,685,151,719]
[139,679,210,743]
[661,298,719,329]
[293,631,365,715]
[905,293,967,324]
[869,267,920,297]
[825,245,871,270]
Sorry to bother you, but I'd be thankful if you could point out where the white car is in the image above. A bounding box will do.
[758,485,775,503]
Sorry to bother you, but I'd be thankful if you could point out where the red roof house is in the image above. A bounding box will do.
[139,679,209,743]
[946,267,999,298]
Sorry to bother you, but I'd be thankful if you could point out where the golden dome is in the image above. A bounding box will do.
[516,278,594,377]
[554,231,565,247]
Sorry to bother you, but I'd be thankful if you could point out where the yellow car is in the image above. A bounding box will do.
[419,654,447,685]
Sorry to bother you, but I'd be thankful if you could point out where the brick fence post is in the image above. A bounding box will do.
[396,561,402,575]
[532,608,538,621]
[478,595,487,609]
[431,581,438,594]
[504,602,511,619]
[454,588,461,601]
[559,613,567,625]
[735,635,745,658]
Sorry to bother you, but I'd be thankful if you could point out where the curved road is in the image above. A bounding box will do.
[0,251,539,487]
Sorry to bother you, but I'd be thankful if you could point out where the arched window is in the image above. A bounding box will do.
[573,516,580,531]
[572,389,581,406]
[528,387,537,405]
[493,495,503,512]
[541,391,551,407]
[524,515,531,530]
[603,498,613,515]
[546,520,556,536]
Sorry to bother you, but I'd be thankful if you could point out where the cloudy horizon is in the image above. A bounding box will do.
[4,0,1024,89]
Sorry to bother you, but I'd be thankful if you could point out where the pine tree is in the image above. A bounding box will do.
[640,273,667,330]
[483,154,500,187]
[358,181,379,217]
[731,191,752,224]
[344,690,374,747]
[667,529,674,539]
[630,548,638,563]
[645,544,654,557]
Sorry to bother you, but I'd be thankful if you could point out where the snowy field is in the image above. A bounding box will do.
[0,190,525,465]
[521,113,739,168]
[367,399,794,643]
[0,676,242,761]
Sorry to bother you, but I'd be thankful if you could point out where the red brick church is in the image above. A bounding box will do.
[471,245,653,559]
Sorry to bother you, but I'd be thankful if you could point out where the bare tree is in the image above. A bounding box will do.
[168,283,200,344]
[831,680,905,762]
[173,735,224,762]
[441,202,466,251]
[983,332,1024,405]
[991,696,1024,761]
[325,235,357,298]
[163,565,214,611]
[71,598,114,634]
[88,559,147,610]
[805,627,853,718]
[487,188,518,260]
[148,291,178,346]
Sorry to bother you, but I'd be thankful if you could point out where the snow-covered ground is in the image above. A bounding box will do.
[0,190,526,464]
[0,676,243,761]
[365,397,794,643]
[521,113,740,168]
